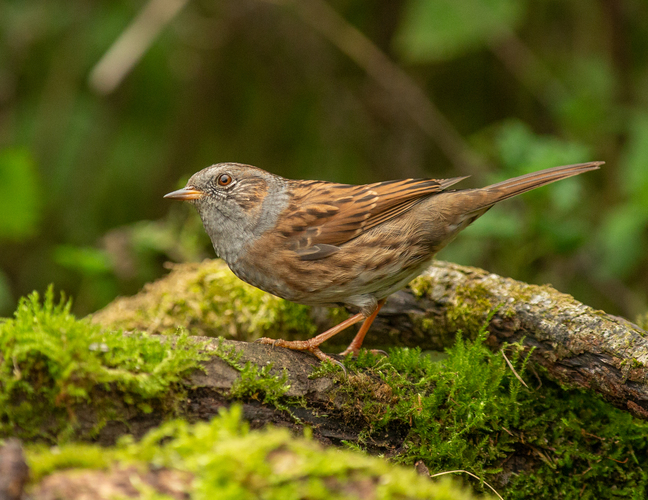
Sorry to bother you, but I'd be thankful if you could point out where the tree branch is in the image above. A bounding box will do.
[92,259,648,428]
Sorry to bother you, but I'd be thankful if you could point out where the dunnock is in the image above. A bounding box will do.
[165,161,601,362]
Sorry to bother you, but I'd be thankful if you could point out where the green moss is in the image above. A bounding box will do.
[445,283,495,333]
[308,357,346,380]
[0,287,213,442]
[310,319,648,498]
[26,443,111,482]
[26,405,482,500]
[230,363,290,405]
[409,275,433,298]
[415,317,437,333]
[212,340,291,407]
[332,328,525,476]
[92,260,318,341]
[506,390,648,498]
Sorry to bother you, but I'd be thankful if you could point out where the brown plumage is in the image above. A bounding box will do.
[165,161,602,363]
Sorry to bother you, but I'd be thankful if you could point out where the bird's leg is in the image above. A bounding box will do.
[340,298,386,357]
[256,312,365,363]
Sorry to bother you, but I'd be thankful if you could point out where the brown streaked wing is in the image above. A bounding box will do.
[278,176,468,258]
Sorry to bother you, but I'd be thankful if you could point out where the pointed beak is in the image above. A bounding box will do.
[164,186,205,200]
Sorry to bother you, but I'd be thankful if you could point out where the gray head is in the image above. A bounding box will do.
[164,163,289,263]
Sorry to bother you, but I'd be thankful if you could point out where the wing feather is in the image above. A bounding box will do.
[276,176,468,259]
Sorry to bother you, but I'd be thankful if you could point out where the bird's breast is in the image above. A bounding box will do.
[229,225,435,308]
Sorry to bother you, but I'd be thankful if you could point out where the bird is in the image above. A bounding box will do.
[165,161,602,363]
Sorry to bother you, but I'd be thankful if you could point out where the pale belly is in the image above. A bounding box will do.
[229,253,433,313]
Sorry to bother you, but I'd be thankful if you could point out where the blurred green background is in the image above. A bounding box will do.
[1,0,647,321]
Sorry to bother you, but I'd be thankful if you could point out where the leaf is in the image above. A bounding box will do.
[0,147,42,241]
[395,0,526,62]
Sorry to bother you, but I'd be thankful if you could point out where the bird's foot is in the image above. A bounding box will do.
[255,311,366,371]
[256,337,346,373]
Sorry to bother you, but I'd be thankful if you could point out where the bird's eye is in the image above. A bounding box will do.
[217,173,232,186]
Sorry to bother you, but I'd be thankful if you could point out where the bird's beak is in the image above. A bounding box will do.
[164,186,204,200]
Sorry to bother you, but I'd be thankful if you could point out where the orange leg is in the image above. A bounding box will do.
[256,311,365,363]
[256,299,387,363]
[340,298,386,356]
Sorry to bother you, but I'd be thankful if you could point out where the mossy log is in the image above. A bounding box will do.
[93,338,399,450]
[93,259,648,421]
[382,261,648,419]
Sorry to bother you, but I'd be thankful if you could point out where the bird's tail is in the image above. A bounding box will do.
[433,161,602,239]
[478,161,602,207]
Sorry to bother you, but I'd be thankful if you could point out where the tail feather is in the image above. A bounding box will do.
[482,161,602,205]
[431,161,602,246]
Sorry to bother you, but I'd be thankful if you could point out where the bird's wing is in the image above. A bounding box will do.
[275,176,467,260]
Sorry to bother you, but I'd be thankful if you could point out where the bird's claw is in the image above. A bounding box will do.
[255,337,347,376]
